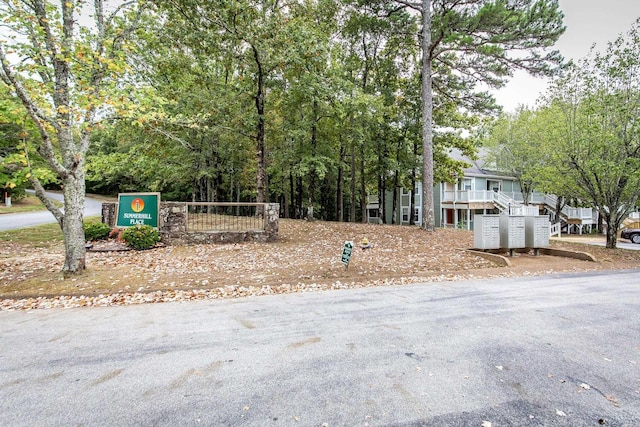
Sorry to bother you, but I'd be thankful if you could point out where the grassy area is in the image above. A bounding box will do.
[0,222,63,247]
[0,216,102,247]
[0,193,115,216]
[0,195,62,214]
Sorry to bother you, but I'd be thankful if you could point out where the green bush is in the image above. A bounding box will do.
[83,222,111,241]
[121,224,159,250]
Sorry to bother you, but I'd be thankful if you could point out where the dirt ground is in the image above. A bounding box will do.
[2,219,640,309]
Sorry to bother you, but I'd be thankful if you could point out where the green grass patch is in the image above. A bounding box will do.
[0,192,113,215]
[0,216,103,247]
[0,222,63,247]
[0,195,62,214]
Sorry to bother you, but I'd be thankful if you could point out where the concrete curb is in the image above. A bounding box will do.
[467,246,598,266]
[537,247,597,262]
[466,249,512,267]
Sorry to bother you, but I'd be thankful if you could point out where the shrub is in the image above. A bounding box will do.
[83,222,111,241]
[121,224,159,250]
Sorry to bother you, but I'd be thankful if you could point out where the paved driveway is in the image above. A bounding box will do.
[590,240,640,251]
[553,235,640,251]
[0,191,102,231]
[1,270,639,426]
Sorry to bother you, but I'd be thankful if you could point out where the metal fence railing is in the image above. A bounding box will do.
[186,203,267,232]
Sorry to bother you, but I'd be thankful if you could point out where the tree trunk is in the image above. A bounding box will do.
[336,134,345,222]
[296,174,303,219]
[420,0,435,231]
[554,196,564,224]
[280,194,288,218]
[61,172,87,276]
[27,135,87,277]
[392,136,402,225]
[597,209,604,234]
[604,210,624,249]
[289,169,295,219]
[350,141,356,223]
[377,173,384,224]
[320,177,332,221]
[410,140,418,226]
[307,99,318,221]
[392,171,399,225]
[360,142,366,223]
[605,226,617,249]
[522,181,532,205]
[252,45,268,205]
[377,132,386,224]
[604,213,617,249]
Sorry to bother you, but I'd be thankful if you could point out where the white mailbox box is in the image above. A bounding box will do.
[473,215,501,250]
[525,215,550,248]
[499,215,526,250]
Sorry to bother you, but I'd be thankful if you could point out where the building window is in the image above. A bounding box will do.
[488,180,502,192]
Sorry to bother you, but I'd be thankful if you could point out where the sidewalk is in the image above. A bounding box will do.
[551,234,605,243]
[552,233,640,250]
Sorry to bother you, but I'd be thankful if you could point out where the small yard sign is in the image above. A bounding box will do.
[116,192,160,228]
[341,241,354,267]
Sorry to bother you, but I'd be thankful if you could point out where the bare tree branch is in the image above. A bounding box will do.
[0,43,68,178]
[394,0,422,12]
[29,176,64,227]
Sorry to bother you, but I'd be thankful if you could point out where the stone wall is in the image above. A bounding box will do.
[101,202,279,244]
[102,203,117,228]
[159,202,187,240]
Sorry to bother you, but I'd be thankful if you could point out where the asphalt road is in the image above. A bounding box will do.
[1,270,639,426]
[0,191,103,231]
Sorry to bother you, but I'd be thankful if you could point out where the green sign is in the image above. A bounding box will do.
[116,193,160,228]
[341,241,354,266]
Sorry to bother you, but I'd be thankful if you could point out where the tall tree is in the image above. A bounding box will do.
[541,21,640,248]
[105,7,257,204]
[393,0,565,230]
[158,0,329,205]
[340,0,419,223]
[0,0,145,275]
[483,107,543,205]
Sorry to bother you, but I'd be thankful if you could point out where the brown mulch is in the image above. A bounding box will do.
[2,219,640,310]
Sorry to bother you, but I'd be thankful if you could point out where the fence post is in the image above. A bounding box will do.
[265,203,280,242]
[101,202,117,227]
[159,202,187,238]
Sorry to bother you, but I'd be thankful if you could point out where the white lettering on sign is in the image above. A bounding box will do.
[129,219,145,225]
[341,241,354,265]
[124,213,152,219]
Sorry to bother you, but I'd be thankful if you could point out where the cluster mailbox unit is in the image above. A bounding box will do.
[525,215,551,255]
[473,215,501,250]
[474,214,550,256]
[500,215,526,255]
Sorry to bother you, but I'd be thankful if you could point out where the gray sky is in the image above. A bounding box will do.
[493,0,640,112]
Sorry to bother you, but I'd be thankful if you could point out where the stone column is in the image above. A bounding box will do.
[158,202,187,243]
[102,202,117,227]
[265,203,280,242]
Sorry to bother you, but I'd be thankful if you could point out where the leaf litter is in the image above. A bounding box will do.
[3,219,640,310]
